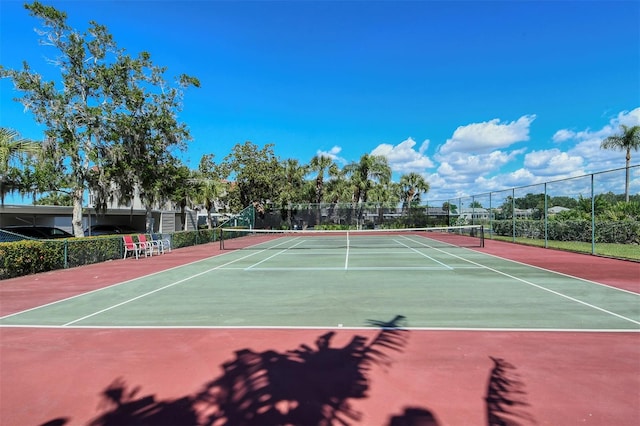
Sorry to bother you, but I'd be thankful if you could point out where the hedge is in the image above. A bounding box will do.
[491,219,640,244]
[0,229,220,280]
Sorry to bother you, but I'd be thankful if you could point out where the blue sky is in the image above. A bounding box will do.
[1,0,639,202]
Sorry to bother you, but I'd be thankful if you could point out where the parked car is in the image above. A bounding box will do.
[84,224,140,236]
[1,226,74,240]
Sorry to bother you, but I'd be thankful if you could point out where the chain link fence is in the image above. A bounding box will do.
[428,166,639,260]
[253,166,639,260]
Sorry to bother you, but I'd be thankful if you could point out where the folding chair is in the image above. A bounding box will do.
[123,235,145,259]
[151,233,171,253]
[136,234,158,256]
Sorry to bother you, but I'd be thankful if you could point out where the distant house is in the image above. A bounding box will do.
[548,206,570,215]
[514,208,534,219]
[459,207,491,222]
[425,206,449,216]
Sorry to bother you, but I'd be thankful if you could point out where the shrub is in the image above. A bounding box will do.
[491,219,639,244]
[0,231,218,280]
[0,240,64,279]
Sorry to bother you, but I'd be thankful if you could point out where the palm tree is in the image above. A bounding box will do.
[601,124,640,202]
[308,155,338,205]
[194,177,225,229]
[325,168,351,204]
[368,181,401,225]
[399,172,430,212]
[322,168,352,227]
[344,154,392,227]
[194,154,229,229]
[279,158,307,228]
[0,127,41,205]
[308,155,338,225]
[344,154,392,204]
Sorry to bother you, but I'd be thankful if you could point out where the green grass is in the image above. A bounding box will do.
[490,236,640,261]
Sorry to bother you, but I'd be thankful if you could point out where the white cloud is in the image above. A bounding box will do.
[552,129,575,143]
[552,108,640,146]
[550,107,640,172]
[439,115,536,155]
[474,168,540,191]
[617,107,640,127]
[371,137,434,174]
[524,149,585,176]
[318,108,639,201]
[425,149,528,199]
[316,146,346,164]
[570,138,615,170]
[435,149,525,185]
[423,169,529,200]
[423,116,535,198]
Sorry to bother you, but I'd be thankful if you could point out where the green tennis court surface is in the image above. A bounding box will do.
[1,231,638,330]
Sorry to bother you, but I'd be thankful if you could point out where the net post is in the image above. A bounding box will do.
[480,225,485,248]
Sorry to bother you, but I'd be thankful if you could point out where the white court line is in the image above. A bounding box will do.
[62,249,274,326]
[0,249,242,321]
[404,234,638,295]
[231,248,452,256]
[401,236,640,326]
[394,239,454,269]
[344,234,350,270]
[220,266,481,271]
[476,249,640,296]
[245,239,306,270]
[236,235,449,271]
[1,324,638,333]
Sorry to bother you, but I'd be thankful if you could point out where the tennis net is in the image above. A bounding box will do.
[219,225,484,250]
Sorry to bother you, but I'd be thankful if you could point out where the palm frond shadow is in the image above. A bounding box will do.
[485,356,537,426]
[196,315,409,425]
[38,317,537,426]
[77,315,410,426]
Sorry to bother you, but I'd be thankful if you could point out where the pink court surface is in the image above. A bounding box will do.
[1,239,638,425]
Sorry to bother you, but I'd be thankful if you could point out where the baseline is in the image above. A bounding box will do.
[1,323,638,333]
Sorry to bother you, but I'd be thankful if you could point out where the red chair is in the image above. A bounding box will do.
[123,235,145,259]
[137,234,159,256]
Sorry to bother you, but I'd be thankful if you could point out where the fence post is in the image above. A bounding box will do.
[489,192,493,240]
[471,195,475,225]
[512,188,516,242]
[64,239,69,269]
[591,173,596,255]
[544,183,548,248]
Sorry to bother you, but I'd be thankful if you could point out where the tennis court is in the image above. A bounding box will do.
[1,228,639,425]
[1,226,638,330]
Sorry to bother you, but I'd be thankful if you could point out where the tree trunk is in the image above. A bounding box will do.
[180,201,187,231]
[625,149,631,202]
[206,200,213,229]
[71,187,84,237]
[145,205,154,233]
